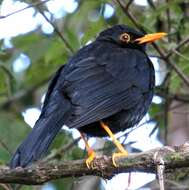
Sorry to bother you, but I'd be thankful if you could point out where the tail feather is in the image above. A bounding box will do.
[10,94,71,168]
[10,117,64,168]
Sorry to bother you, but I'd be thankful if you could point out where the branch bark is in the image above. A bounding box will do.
[1,144,189,185]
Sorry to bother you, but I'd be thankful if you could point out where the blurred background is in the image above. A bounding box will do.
[0,0,189,189]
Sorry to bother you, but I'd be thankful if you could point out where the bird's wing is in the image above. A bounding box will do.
[64,48,153,128]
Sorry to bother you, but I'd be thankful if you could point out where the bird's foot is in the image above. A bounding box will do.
[100,121,129,167]
[86,149,96,169]
[112,150,128,167]
[80,132,97,169]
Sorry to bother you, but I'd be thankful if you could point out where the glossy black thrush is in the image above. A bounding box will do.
[10,25,166,168]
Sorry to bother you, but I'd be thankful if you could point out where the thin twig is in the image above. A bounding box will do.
[35,6,74,54]
[166,36,189,58]
[2,0,75,54]
[0,77,50,109]
[125,0,134,10]
[44,137,81,162]
[0,0,51,19]
[0,65,15,97]
[163,73,171,144]
[0,65,15,87]
[147,0,156,9]
[173,50,189,61]
[166,0,171,40]
[115,0,143,31]
[0,139,12,156]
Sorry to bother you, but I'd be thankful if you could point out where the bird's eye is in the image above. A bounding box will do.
[119,33,131,43]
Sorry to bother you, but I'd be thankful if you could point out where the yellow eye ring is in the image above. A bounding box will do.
[120,33,130,43]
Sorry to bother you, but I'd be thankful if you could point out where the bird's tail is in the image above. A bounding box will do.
[9,116,63,168]
[9,65,71,168]
[10,97,71,168]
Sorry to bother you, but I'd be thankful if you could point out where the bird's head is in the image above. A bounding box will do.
[97,25,166,50]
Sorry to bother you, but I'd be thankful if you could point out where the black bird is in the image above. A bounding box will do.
[10,25,166,168]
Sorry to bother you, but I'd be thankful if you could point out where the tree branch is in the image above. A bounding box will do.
[1,144,189,185]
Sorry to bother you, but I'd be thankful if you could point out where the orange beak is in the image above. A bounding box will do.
[135,32,167,44]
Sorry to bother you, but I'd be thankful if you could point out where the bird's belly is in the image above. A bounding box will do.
[78,114,125,137]
[78,111,139,137]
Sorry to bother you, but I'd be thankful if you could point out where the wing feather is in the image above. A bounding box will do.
[63,47,152,129]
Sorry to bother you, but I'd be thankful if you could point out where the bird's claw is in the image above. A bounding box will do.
[112,151,128,167]
[86,151,96,169]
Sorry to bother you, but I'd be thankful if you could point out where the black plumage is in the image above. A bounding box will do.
[10,25,157,168]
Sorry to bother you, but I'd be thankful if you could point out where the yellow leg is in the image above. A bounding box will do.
[80,133,96,169]
[100,121,128,167]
